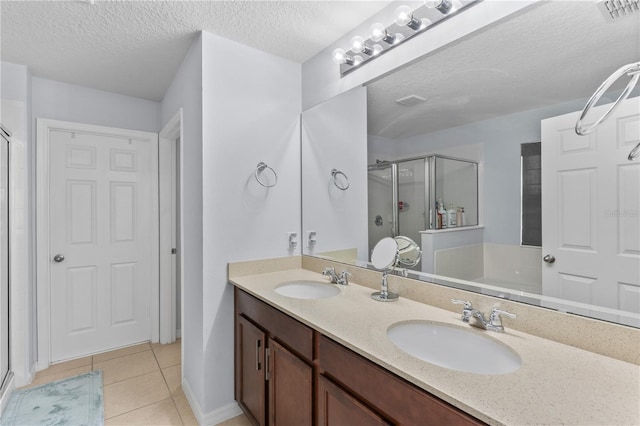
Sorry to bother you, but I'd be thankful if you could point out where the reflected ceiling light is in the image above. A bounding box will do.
[331,0,478,76]
[425,0,453,14]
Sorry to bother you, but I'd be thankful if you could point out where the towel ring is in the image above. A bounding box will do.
[331,169,350,190]
[255,162,278,188]
[576,62,640,136]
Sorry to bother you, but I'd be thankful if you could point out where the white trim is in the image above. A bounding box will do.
[159,109,182,344]
[0,372,15,416]
[36,118,160,369]
[182,376,243,426]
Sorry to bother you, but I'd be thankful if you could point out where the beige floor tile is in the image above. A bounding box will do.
[93,342,151,363]
[104,370,170,419]
[21,365,92,389]
[162,364,181,395]
[216,414,252,426]
[105,398,182,425]
[36,356,92,378]
[173,390,198,425]
[94,350,159,385]
[153,342,181,368]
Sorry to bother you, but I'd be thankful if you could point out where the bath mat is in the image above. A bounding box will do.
[1,370,103,426]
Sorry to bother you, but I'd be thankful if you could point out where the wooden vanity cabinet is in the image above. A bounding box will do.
[235,288,314,426]
[234,287,485,426]
[319,336,484,426]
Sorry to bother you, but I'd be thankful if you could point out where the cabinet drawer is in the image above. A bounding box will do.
[319,336,485,426]
[235,288,313,361]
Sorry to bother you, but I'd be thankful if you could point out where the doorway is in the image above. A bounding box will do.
[36,119,160,366]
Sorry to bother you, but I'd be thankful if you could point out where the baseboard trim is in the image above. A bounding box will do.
[182,377,242,426]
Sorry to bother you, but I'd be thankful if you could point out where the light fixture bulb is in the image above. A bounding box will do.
[372,44,383,56]
[370,23,387,42]
[425,0,453,14]
[370,23,395,45]
[350,36,365,53]
[350,35,373,55]
[394,5,413,26]
[331,48,347,65]
[353,55,364,66]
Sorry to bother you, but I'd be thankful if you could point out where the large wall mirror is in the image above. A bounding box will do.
[301,1,640,328]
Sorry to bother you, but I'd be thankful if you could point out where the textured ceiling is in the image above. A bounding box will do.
[367,1,640,139]
[1,0,392,101]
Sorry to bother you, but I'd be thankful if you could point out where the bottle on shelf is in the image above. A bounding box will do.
[439,199,447,229]
[447,203,456,228]
[456,207,462,227]
[461,207,466,226]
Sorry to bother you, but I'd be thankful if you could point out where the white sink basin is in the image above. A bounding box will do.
[274,280,340,299]
[387,321,521,375]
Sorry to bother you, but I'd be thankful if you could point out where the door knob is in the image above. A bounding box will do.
[53,254,65,263]
[543,254,555,264]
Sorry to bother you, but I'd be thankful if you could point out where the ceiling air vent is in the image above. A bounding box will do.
[597,0,639,20]
[395,95,426,107]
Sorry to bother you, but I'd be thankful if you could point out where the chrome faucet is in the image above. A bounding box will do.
[451,299,516,333]
[322,267,351,285]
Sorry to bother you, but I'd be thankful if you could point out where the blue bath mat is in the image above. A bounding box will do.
[1,370,103,426]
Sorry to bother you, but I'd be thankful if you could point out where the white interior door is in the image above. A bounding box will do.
[541,97,640,323]
[47,123,158,362]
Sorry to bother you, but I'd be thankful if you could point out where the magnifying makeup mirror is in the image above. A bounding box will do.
[370,236,422,302]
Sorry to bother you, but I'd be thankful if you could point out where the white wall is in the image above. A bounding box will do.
[32,77,160,133]
[160,35,205,412]
[200,31,301,420]
[301,87,368,261]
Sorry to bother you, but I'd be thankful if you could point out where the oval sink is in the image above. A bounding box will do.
[274,280,340,299]
[387,321,521,375]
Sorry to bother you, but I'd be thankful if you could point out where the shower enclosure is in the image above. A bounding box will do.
[368,155,479,256]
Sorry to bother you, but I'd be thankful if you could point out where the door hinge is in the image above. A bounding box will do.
[265,348,271,381]
[171,248,177,254]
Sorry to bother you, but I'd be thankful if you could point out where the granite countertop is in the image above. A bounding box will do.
[229,268,640,426]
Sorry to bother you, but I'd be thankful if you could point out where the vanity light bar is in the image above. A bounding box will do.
[332,0,480,76]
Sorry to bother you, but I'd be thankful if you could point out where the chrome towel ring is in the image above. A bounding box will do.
[576,62,640,138]
[255,162,278,188]
[331,169,350,190]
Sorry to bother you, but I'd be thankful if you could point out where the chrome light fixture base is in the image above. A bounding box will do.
[335,0,479,76]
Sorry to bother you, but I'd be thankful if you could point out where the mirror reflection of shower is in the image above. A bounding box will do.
[367,155,479,270]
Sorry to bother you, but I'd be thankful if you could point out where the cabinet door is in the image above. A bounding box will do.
[237,315,266,426]
[318,375,390,426]
[267,338,313,426]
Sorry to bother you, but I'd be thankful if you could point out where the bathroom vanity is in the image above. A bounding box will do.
[235,287,481,426]
[230,263,640,426]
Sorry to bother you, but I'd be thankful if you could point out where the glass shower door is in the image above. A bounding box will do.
[367,163,396,256]
[0,127,9,391]
[397,158,427,249]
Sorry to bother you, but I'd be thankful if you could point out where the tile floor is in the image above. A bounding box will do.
[19,339,198,425]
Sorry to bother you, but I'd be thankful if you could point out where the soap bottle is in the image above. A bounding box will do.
[447,203,456,228]
[461,207,466,226]
[456,207,462,227]
[438,199,447,229]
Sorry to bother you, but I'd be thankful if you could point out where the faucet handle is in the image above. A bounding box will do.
[489,308,516,331]
[322,267,335,276]
[338,271,352,285]
[451,299,473,309]
[491,307,516,320]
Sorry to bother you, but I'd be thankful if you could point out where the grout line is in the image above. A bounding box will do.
[104,397,177,421]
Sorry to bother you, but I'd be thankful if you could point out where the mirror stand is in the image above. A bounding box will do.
[371,271,399,302]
